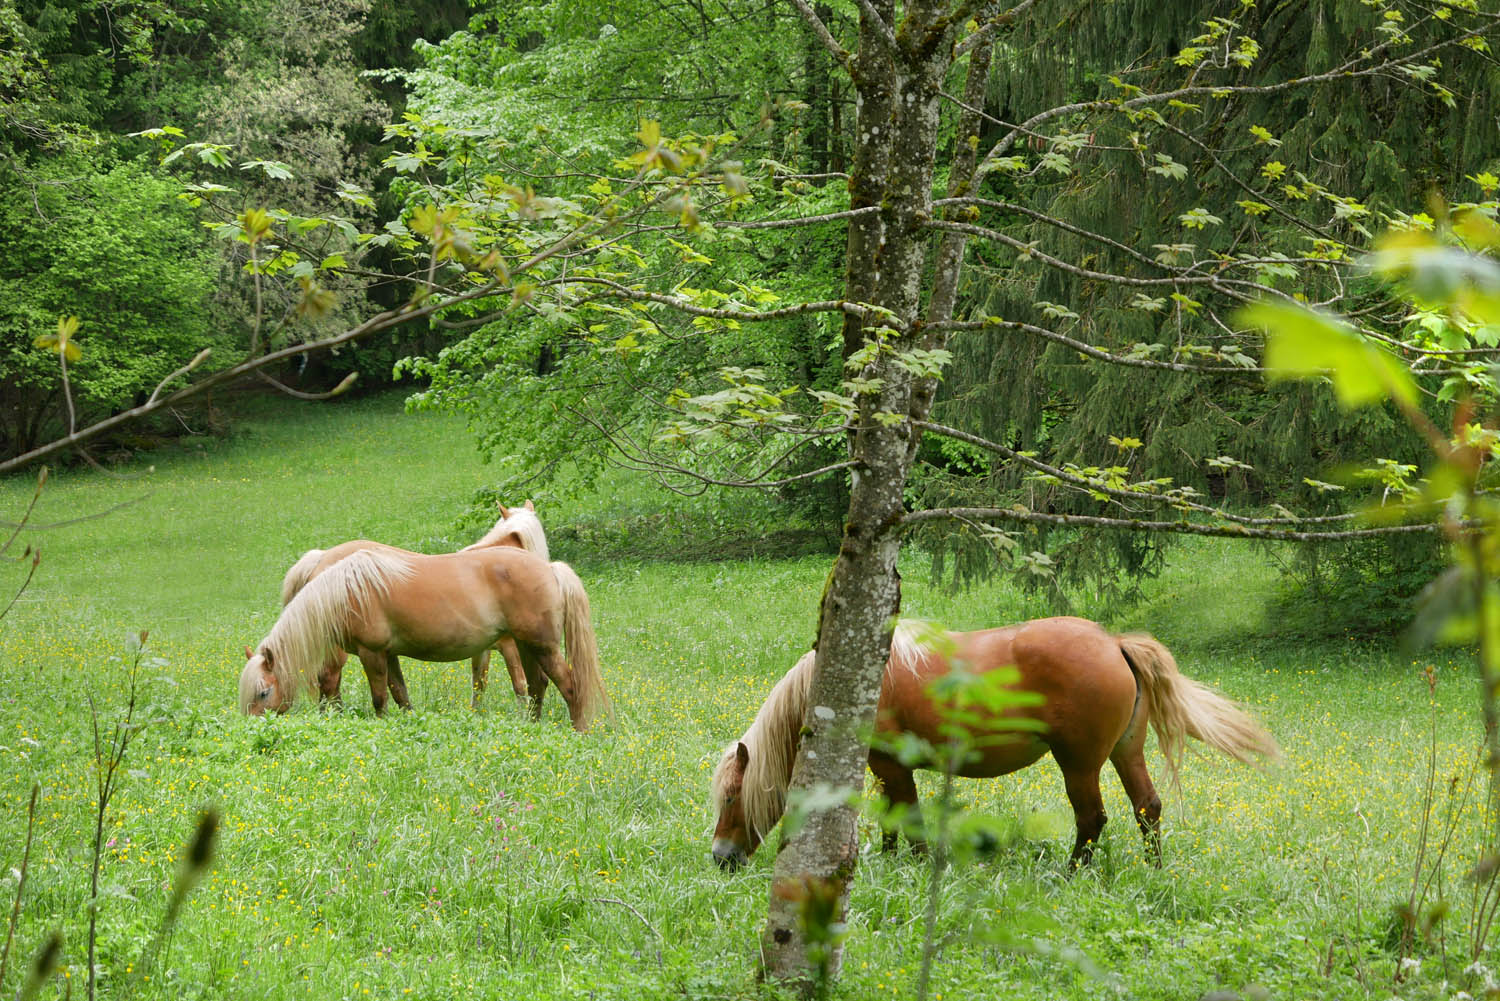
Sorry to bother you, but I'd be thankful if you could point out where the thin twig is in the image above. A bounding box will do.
[0,785,40,991]
[588,897,663,940]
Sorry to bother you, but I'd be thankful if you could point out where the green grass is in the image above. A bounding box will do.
[0,391,1488,1000]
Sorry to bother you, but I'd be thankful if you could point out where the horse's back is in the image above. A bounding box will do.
[377,548,565,653]
[876,617,1137,777]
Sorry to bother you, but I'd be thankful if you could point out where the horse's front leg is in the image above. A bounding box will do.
[385,653,413,711]
[470,649,490,711]
[356,647,390,716]
[317,649,347,710]
[869,752,924,854]
[518,647,550,722]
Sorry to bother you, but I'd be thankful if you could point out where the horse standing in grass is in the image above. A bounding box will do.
[241,547,611,730]
[710,617,1278,871]
[280,501,547,708]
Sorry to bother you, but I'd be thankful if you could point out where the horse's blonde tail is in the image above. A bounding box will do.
[553,560,612,726]
[1118,633,1280,790]
[281,549,325,606]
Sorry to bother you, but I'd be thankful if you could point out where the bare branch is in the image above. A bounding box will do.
[786,0,851,66]
[914,419,1361,527]
[954,0,1039,55]
[0,467,47,557]
[929,317,1268,374]
[145,349,213,407]
[0,548,39,622]
[851,0,899,54]
[904,505,1457,542]
[0,493,150,533]
[254,369,358,401]
[588,897,663,941]
[552,276,876,324]
[0,277,507,476]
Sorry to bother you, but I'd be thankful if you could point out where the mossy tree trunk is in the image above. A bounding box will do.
[759,0,979,988]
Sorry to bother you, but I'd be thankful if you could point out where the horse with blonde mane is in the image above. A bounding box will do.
[710,617,1278,871]
[280,500,547,709]
[243,546,611,730]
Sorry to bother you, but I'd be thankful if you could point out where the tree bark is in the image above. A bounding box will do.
[759,0,965,990]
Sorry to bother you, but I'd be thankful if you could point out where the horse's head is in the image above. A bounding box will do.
[497,498,535,520]
[238,646,287,716]
[711,741,758,871]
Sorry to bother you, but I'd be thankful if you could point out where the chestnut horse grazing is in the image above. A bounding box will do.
[711,617,1278,871]
[241,547,610,730]
[280,501,547,707]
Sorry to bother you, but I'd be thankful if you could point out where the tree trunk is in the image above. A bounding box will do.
[759,1,966,990]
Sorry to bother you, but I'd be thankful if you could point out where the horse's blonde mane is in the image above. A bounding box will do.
[712,621,939,840]
[280,548,325,606]
[713,650,816,843]
[463,506,549,559]
[258,549,414,701]
[888,620,928,674]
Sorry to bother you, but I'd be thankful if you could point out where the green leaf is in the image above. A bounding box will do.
[1248,125,1281,147]
[1149,154,1188,181]
[1242,300,1417,408]
[1178,207,1222,230]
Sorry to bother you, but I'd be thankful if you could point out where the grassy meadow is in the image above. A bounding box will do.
[0,391,1489,1000]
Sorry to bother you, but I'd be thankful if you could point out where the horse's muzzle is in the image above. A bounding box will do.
[711,839,746,872]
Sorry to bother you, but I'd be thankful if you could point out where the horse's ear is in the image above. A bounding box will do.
[523,499,535,511]
[735,741,749,770]
[498,503,511,518]
[244,645,254,661]
[262,648,274,668]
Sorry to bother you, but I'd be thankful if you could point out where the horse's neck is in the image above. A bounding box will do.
[745,656,815,827]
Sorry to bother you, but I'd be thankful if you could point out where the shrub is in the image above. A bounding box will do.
[0,156,226,457]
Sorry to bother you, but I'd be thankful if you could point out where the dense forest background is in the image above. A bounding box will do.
[4,0,1498,630]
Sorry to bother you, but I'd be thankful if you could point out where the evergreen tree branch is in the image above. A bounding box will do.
[976,22,1500,171]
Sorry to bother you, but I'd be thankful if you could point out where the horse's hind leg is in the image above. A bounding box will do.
[868,751,923,854]
[1060,768,1109,869]
[527,643,584,732]
[1110,743,1163,866]
[515,643,550,721]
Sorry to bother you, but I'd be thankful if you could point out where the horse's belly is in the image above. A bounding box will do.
[956,734,1051,779]
[384,609,503,662]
